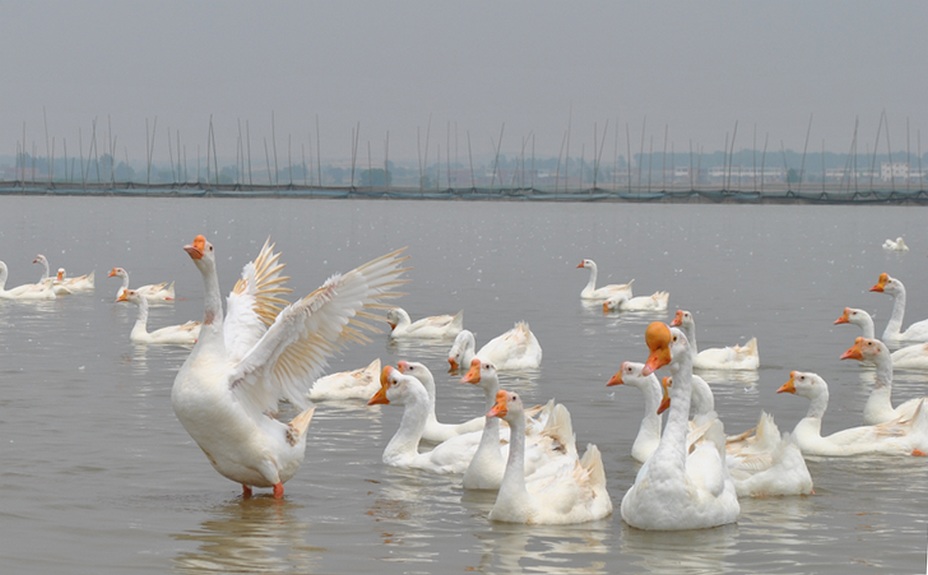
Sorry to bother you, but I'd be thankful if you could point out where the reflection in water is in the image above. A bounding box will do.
[469,521,612,575]
[365,467,463,565]
[620,522,739,574]
[173,498,318,574]
[695,368,760,387]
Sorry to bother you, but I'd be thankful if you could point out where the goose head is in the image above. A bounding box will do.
[839,336,888,363]
[184,234,216,274]
[834,307,868,327]
[602,294,626,313]
[116,288,143,305]
[870,272,903,296]
[670,309,694,329]
[777,370,828,402]
[487,389,523,423]
[397,360,433,387]
[607,360,650,389]
[462,358,499,390]
[108,267,128,279]
[576,258,595,270]
[385,307,406,331]
[447,329,476,372]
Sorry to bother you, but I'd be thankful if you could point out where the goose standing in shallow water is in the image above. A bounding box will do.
[172,234,408,498]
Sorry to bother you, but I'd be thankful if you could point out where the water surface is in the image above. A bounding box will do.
[0,196,926,574]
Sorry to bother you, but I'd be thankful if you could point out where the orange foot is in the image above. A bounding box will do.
[911,449,927,457]
[242,484,253,498]
[273,483,284,499]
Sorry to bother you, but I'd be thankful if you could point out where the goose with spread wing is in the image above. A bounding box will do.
[172,235,408,498]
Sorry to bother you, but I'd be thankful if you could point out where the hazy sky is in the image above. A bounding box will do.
[2,1,927,165]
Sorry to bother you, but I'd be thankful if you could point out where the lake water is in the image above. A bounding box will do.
[0,196,926,574]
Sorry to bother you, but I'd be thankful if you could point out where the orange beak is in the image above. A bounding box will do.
[56,270,64,281]
[184,235,207,260]
[840,337,865,361]
[833,309,850,325]
[367,365,394,405]
[606,368,624,387]
[107,268,119,278]
[462,358,481,384]
[487,390,509,418]
[397,360,409,373]
[448,357,460,373]
[602,301,611,313]
[777,372,797,394]
[576,261,585,269]
[670,310,684,327]
[642,322,672,376]
[116,291,129,302]
[870,272,889,292]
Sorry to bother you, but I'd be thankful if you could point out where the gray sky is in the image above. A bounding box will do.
[2,1,926,165]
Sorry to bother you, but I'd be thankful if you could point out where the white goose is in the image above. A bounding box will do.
[576,258,634,301]
[486,389,612,524]
[367,365,481,474]
[840,336,928,424]
[882,237,909,251]
[33,254,71,295]
[172,234,407,498]
[606,361,663,463]
[620,322,739,531]
[386,307,463,339]
[777,370,928,457]
[834,306,928,370]
[869,273,928,344]
[671,309,759,371]
[0,260,56,300]
[307,358,381,401]
[54,268,95,293]
[397,360,485,443]
[723,411,814,498]
[447,322,542,372]
[602,291,670,313]
[108,267,176,302]
[631,366,812,498]
[117,289,200,345]
[461,358,576,491]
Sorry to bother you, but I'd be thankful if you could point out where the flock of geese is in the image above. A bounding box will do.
[3,238,927,531]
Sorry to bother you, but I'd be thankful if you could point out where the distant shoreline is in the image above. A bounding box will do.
[2,181,926,205]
